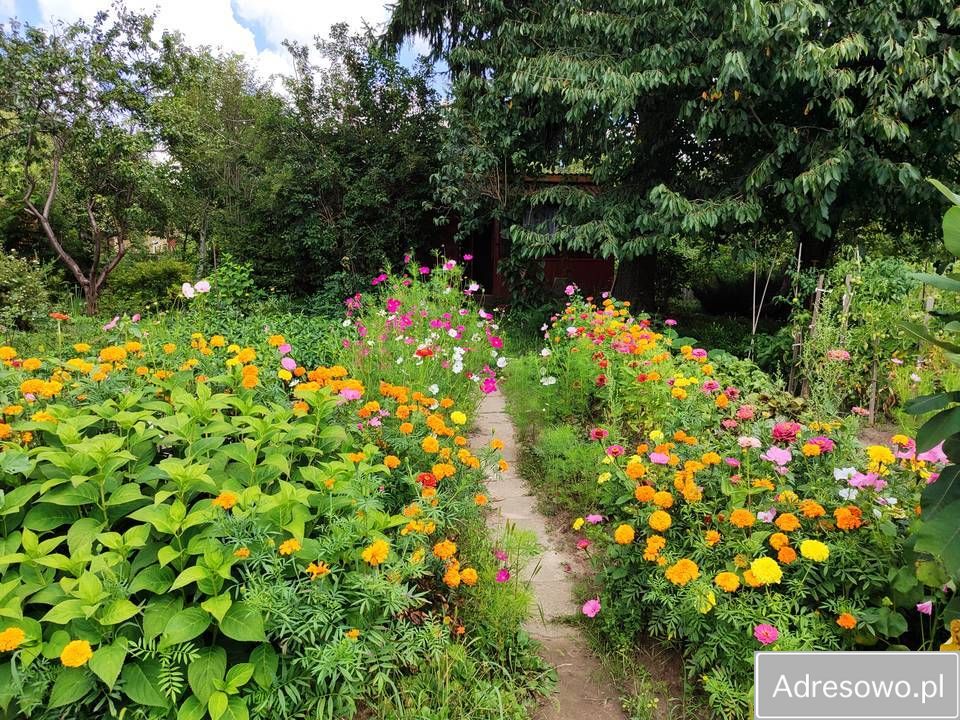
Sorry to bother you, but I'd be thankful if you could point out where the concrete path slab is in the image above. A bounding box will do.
[472,390,626,720]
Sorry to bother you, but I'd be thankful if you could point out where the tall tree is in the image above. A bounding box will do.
[0,9,173,313]
[388,0,960,305]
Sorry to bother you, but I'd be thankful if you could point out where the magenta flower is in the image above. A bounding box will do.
[463,253,473,261]
[339,388,362,401]
[386,298,402,314]
[564,284,576,296]
[589,428,609,441]
[419,266,430,275]
[917,600,934,615]
[664,318,677,327]
[581,598,601,618]
[576,538,591,550]
[605,444,625,457]
[280,357,297,371]
[481,377,498,394]
[488,335,504,349]
[754,624,779,645]
[495,569,511,583]
[808,436,835,453]
[493,549,508,562]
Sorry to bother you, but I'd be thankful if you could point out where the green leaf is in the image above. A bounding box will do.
[218,601,266,642]
[901,322,960,357]
[944,205,960,257]
[143,595,182,643]
[224,663,254,691]
[223,696,249,720]
[209,690,229,720]
[160,607,211,650]
[250,644,277,688]
[929,178,960,206]
[170,565,210,590]
[178,696,207,720]
[917,406,960,452]
[99,597,140,625]
[188,646,226,703]
[48,668,94,708]
[88,640,127,689]
[915,500,960,578]
[908,272,960,292]
[121,659,169,708]
[921,464,960,521]
[904,392,960,416]
[916,560,947,588]
[201,592,232,622]
[129,565,174,594]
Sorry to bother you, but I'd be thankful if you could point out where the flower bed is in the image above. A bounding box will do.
[515,293,956,717]
[0,260,545,720]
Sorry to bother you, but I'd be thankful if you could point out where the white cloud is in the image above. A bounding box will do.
[28,0,396,82]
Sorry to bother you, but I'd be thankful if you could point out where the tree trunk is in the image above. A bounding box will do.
[84,282,98,316]
[612,254,660,311]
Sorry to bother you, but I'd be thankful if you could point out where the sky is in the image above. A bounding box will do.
[2,0,436,84]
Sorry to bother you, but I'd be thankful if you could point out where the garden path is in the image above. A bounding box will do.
[473,391,627,720]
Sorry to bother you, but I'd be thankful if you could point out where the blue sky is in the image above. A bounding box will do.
[2,0,439,85]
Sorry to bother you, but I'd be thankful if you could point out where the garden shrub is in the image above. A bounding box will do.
[0,251,56,334]
[100,256,193,315]
[0,258,547,720]
[510,293,955,715]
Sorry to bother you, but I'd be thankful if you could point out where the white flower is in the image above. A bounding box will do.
[540,324,548,331]
[181,282,195,299]
[429,384,440,395]
[541,376,557,386]
[448,329,458,338]
[342,319,353,327]
[838,488,859,501]
[833,467,857,481]
[540,348,552,357]
[497,357,508,368]
[396,357,403,364]
[194,279,211,293]
[468,282,480,292]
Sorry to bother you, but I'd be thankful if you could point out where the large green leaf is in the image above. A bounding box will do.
[929,178,960,206]
[921,464,960,521]
[121,659,169,708]
[49,667,94,708]
[88,639,127,689]
[99,597,140,625]
[178,696,207,720]
[944,205,960,257]
[915,500,960,578]
[218,601,266,642]
[904,392,960,416]
[188,646,226,703]
[159,607,211,649]
[250,644,278,688]
[916,405,960,452]
[143,595,182,643]
[901,322,960,357]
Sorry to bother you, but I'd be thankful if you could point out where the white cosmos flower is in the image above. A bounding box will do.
[541,376,557,386]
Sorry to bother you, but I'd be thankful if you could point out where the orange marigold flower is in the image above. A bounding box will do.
[211,491,237,510]
[834,506,863,531]
[665,558,699,586]
[498,459,509,472]
[837,612,857,630]
[634,485,655,502]
[730,508,756,528]
[0,423,11,440]
[714,572,740,592]
[490,438,504,450]
[769,532,790,550]
[705,530,721,547]
[60,640,93,667]
[362,539,390,566]
[474,493,488,506]
[278,538,302,556]
[399,422,414,434]
[433,539,458,560]
[346,628,360,640]
[234,547,250,559]
[775,513,800,532]
[652,491,674,509]
[22,358,41,371]
[614,524,636,544]
[384,455,401,470]
[800,499,826,518]
[777,546,797,564]
[625,459,647,480]
[306,561,330,580]
[648,511,671,533]
[422,436,440,453]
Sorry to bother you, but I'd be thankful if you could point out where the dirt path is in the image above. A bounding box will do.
[473,390,627,720]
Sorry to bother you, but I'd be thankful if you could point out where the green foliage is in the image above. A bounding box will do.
[100,256,193,315]
[206,255,263,316]
[0,251,56,333]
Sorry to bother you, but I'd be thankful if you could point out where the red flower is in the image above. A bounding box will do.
[637,373,648,382]
[595,374,607,387]
[417,472,437,488]
[49,312,70,321]
[415,348,434,359]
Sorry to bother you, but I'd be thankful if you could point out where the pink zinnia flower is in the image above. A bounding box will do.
[736,405,755,420]
[738,436,762,450]
[495,569,511,583]
[339,388,362,401]
[589,428,609,441]
[772,422,802,444]
[721,419,739,430]
[808,436,835,453]
[493,549,508,562]
[761,446,792,466]
[576,538,591,550]
[278,343,292,355]
[664,318,677,327]
[582,598,601,618]
[605,444,625,457]
[564,284,576,296]
[585,514,603,524]
[649,452,670,465]
[280,357,297,371]
[754,624,779,645]
[131,313,141,323]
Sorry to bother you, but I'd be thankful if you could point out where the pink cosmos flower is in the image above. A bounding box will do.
[585,514,603,524]
[463,253,473,261]
[419,266,431,275]
[757,508,777,523]
[386,298,401,313]
[443,260,457,270]
[194,279,211,293]
[754,624,779,645]
[917,442,947,464]
[339,388,362,401]
[131,313,141,323]
[664,318,677,326]
[489,335,504,349]
[281,357,297,371]
[917,600,934,615]
[495,569,511,583]
[582,598,601,618]
[481,377,498,394]
[102,315,120,331]
[493,549,508,562]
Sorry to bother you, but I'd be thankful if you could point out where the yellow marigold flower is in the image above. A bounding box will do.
[671,387,687,400]
[715,572,740,592]
[749,557,783,585]
[0,346,16,361]
[211,492,237,510]
[422,436,440,453]
[384,455,401,470]
[162,343,177,354]
[0,405,18,417]
[665,558,699,586]
[278,538,302,556]
[31,411,56,423]
[347,452,366,463]
[210,335,226,348]
[490,438,504,450]
[278,369,293,381]
[433,539,458,560]
[498,459,509,472]
[648,510,672,532]
[729,508,755,528]
[22,358,41,371]
[866,445,895,466]
[345,628,360,640]
[801,443,821,457]
[769,532,790,550]
[614,524,636,545]
[701,452,721,465]
[72,343,90,354]
[652,491,674,509]
[743,569,763,587]
[450,410,467,426]
[60,640,93,667]
[306,561,330,580]
[460,567,478,586]
[362,539,390,566]
[99,346,127,363]
[572,517,585,530]
[268,334,285,347]
[0,627,26,652]
[799,539,830,562]
[234,547,250,559]
[705,529,721,547]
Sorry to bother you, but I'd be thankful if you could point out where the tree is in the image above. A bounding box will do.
[0,9,173,314]
[388,0,960,305]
